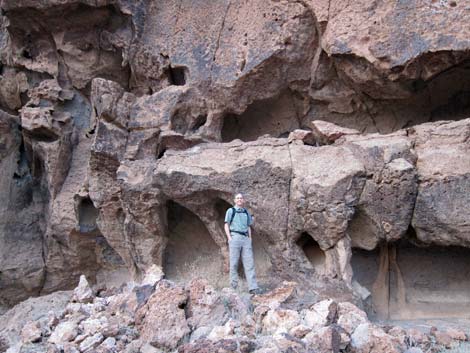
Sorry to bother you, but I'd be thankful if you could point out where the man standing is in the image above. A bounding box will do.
[224,193,260,294]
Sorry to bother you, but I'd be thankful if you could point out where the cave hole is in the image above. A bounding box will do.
[397,58,470,129]
[164,200,224,285]
[296,232,326,275]
[14,138,29,180]
[156,145,167,159]
[215,198,233,228]
[21,49,32,59]
[221,90,301,142]
[352,235,470,321]
[78,197,99,233]
[25,127,60,143]
[190,114,207,132]
[165,65,187,86]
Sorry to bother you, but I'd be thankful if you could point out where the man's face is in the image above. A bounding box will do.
[234,194,245,207]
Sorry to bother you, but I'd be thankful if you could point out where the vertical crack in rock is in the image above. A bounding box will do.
[211,0,232,66]
[294,0,324,85]
[285,143,295,241]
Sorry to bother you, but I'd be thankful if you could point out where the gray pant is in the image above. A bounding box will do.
[229,233,258,290]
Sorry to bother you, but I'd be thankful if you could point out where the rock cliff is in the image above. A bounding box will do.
[0,0,469,352]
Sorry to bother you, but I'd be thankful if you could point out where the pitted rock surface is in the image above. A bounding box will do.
[0,1,469,352]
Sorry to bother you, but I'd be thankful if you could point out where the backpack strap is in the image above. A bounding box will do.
[229,207,236,225]
[229,207,249,226]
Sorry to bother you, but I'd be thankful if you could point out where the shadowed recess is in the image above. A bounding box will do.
[164,200,224,286]
[296,232,326,275]
[221,89,301,142]
[165,65,187,86]
[78,197,99,233]
[352,238,470,321]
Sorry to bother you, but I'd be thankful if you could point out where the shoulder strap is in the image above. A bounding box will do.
[243,208,249,226]
[229,207,236,225]
[229,207,249,226]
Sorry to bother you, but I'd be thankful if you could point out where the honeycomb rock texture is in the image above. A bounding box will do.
[0,0,469,318]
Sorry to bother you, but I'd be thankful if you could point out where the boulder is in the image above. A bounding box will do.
[0,291,71,349]
[336,302,368,335]
[350,323,403,353]
[262,309,300,335]
[20,321,42,343]
[446,328,467,341]
[251,282,297,310]
[430,329,453,349]
[303,325,341,353]
[311,120,360,145]
[288,129,316,146]
[48,321,79,345]
[186,278,226,330]
[302,299,337,328]
[79,332,104,352]
[136,280,190,350]
[72,276,94,304]
[141,265,164,287]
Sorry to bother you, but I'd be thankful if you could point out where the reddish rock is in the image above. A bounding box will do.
[311,120,360,145]
[350,323,403,353]
[431,329,453,349]
[251,282,297,309]
[186,278,226,330]
[303,325,341,353]
[446,328,467,341]
[136,280,190,350]
[20,321,42,343]
[336,302,368,335]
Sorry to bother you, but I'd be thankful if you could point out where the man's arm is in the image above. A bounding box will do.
[247,211,253,238]
[224,223,232,241]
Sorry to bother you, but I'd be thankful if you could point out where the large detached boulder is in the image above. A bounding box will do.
[136,280,190,350]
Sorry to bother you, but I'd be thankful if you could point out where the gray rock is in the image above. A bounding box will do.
[72,276,94,304]
[79,333,104,352]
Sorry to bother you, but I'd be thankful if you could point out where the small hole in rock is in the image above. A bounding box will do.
[78,197,99,233]
[22,49,32,59]
[166,66,187,86]
[157,147,167,159]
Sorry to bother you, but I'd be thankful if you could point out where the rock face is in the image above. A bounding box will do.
[0,0,469,334]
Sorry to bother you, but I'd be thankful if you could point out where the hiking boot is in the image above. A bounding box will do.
[249,288,264,295]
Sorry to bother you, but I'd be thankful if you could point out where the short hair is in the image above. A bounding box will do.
[234,193,244,199]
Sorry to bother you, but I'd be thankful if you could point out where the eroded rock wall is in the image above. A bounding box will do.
[0,0,469,322]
